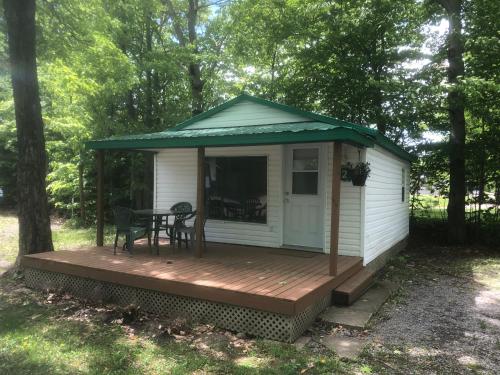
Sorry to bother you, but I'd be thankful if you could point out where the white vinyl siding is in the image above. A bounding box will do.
[184,100,309,129]
[324,143,363,256]
[155,149,197,210]
[154,142,410,262]
[363,145,410,264]
[155,145,283,248]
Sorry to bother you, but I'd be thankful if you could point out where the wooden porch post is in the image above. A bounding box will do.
[329,141,342,276]
[196,147,205,257]
[96,149,104,247]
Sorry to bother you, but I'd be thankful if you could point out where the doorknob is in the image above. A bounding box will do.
[285,192,289,196]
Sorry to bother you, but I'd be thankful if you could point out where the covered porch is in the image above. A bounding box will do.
[96,141,348,277]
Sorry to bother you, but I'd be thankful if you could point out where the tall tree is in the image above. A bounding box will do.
[3,0,54,263]
[164,0,205,115]
[464,0,500,225]
[225,0,424,140]
[437,0,466,243]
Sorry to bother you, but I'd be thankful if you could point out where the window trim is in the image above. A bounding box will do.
[401,168,406,202]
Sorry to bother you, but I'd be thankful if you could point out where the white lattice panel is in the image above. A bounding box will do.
[25,268,329,342]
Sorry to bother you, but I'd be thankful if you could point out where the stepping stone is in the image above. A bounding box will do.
[321,307,372,329]
[320,336,366,359]
[352,281,397,313]
[293,335,311,350]
[320,281,398,329]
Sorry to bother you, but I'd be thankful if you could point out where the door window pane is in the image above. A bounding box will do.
[292,172,318,195]
[293,149,318,171]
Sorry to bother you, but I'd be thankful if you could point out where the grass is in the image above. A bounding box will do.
[51,226,115,250]
[0,210,354,374]
[0,276,353,374]
[0,279,225,374]
[0,212,114,270]
[449,253,500,291]
[0,211,19,266]
[411,194,448,220]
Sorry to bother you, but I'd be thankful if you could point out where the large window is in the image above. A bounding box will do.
[205,156,267,223]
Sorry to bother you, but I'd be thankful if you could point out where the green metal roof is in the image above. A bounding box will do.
[86,93,414,162]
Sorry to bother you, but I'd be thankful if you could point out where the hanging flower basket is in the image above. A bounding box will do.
[350,162,371,186]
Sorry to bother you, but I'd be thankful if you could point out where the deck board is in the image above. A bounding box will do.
[22,243,362,315]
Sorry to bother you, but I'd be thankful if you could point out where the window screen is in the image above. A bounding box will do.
[205,157,267,223]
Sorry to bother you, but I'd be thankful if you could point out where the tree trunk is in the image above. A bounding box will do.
[269,48,277,101]
[189,61,204,115]
[373,85,387,134]
[440,0,466,244]
[145,13,154,128]
[164,0,204,115]
[127,90,136,120]
[476,120,486,227]
[4,0,54,265]
[187,0,203,115]
[372,25,387,134]
[141,14,156,209]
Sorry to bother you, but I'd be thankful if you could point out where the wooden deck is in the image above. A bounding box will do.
[22,243,362,315]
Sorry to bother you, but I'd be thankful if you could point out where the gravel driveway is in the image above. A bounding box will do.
[366,248,500,374]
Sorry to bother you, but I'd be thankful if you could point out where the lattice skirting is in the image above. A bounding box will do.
[24,268,330,342]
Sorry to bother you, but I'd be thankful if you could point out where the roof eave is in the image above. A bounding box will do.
[85,128,374,151]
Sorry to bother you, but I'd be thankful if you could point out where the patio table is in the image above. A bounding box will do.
[134,208,174,217]
[134,209,174,254]
[134,209,193,254]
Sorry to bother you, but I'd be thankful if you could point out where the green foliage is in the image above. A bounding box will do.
[407,0,500,241]
[0,0,498,236]
[225,0,426,140]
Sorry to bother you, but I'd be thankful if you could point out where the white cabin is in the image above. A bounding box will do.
[128,95,412,268]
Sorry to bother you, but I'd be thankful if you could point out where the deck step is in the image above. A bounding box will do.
[332,268,375,306]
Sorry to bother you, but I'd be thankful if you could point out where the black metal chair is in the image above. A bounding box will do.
[113,206,150,255]
[175,210,208,249]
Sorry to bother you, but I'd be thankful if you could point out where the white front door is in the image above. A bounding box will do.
[283,145,325,249]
